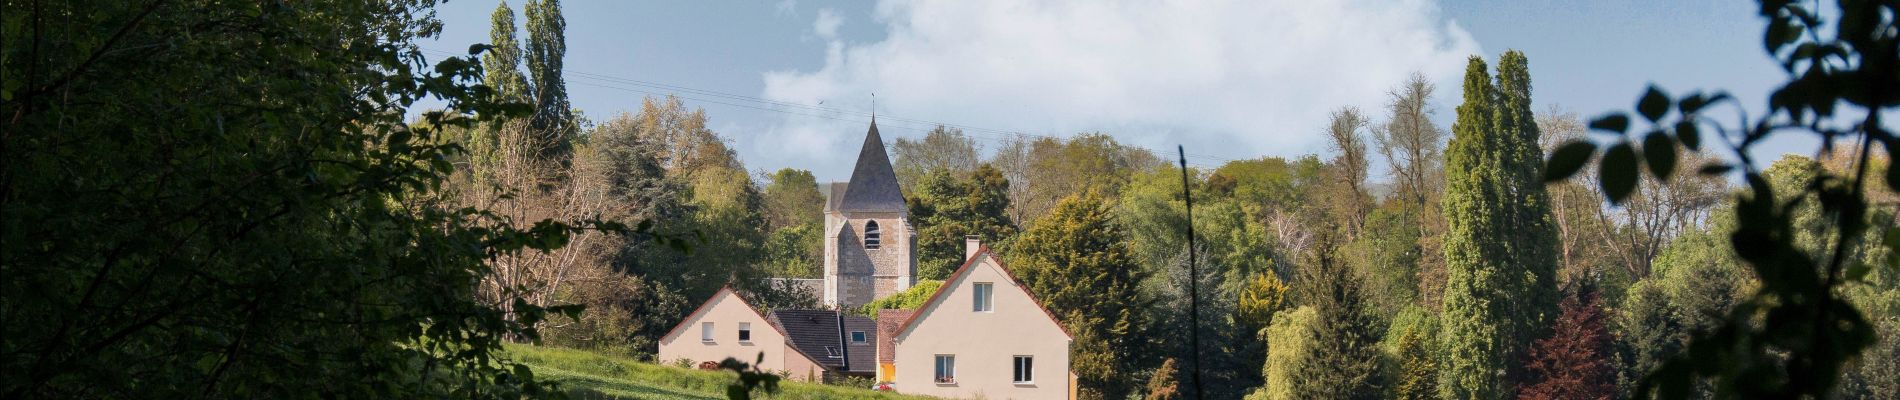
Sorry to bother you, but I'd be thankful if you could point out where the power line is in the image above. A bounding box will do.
[421,47,1243,168]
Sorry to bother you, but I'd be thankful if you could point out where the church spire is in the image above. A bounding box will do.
[837,118,905,212]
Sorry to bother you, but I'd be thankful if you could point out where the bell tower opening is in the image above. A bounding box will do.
[864,221,882,249]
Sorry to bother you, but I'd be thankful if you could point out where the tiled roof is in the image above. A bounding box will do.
[767,309,878,373]
[836,121,907,212]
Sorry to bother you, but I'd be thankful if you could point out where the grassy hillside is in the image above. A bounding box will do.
[505,345,934,400]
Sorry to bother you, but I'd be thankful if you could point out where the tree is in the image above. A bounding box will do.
[759,169,825,278]
[908,165,1018,279]
[1375,72,1447,211]
[1518,286,1618,400]
[1003,134,1162,222]
[1384,307,1441,400]
[1251,307,1320,400]
[484,1,530,102]
[1324,107,1374,237]
[1010,191,1152,400]
[1538,1,1899,396]
[1493,50,1563,354]
[522,0,573,158]
[892,125,982,192]
[1,0,595,396]
[1373,73,1450,311]
[1439,55,1515,400]
[1147,358,1184,400]
[1440,51,1562,399]
[1292,233,1388,399]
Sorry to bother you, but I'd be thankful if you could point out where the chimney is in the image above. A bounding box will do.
[965,235,982,261]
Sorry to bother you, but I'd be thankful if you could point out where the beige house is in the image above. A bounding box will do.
[656,287,829,381]
[891,241,1075,399]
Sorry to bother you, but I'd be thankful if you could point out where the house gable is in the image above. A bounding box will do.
[893,247,1072,342]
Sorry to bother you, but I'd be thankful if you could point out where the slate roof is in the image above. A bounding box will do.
[767,309,878,373]
[836,121,907,212]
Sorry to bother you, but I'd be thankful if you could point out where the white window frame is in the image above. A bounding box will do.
[738,322,751,342]
[973,282,994,312]
[700,322,714,342]
[850,331,867,343]
[1013,355,1034,384]
[934,354,956,384]
[825,346,842,358]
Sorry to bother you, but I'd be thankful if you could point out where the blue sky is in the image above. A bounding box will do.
[423,0,1809,183]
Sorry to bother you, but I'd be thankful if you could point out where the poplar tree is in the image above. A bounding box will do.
[523,0,572,157]
[1439,51,1561,399]
[1439,56,1512,400]
[1494,51,1562,361]
[484,1,529,101]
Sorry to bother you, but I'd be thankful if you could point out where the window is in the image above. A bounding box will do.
[851,331,867,343]
[934,355,956,384]
[738,322,751,342]
[700,322,714,342]
[825,346,842,358]
[864,220,881,249]
[973,282,994,312]
[1013,356,1034,383]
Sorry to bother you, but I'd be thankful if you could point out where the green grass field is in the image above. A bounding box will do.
[505,345,934,400]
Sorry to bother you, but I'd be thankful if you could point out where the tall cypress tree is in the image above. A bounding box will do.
[523,0,572,158]
[1439,50,1560,399]
[1439,56,1512,400]
[1493,50,1561,383]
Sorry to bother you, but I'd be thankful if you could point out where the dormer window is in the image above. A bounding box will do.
[864,220,881,249]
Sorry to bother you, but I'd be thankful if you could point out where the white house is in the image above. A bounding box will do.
[655,287,829,381]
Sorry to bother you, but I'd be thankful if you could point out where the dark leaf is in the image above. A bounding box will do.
[1590,113,1632,134]
[1600,142,1641,204]
[1845,262,1871,282]
[1698,163,1735,176]
[1676,121,1702,151]
[1639,86,1671,122]
[1544,141,1597,182]
[1643,130,1678,179]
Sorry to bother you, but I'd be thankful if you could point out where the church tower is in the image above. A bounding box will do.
[823,119,916,309]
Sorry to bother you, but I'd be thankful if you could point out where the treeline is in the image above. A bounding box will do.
[449,2,1900,398]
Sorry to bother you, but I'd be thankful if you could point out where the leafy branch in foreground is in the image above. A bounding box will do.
[1542,0,1899,397]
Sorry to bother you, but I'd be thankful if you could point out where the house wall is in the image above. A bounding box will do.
[893,254,1071,400]
[656,291,819,382]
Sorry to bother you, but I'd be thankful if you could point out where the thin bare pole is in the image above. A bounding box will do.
[1178,145,1203,400]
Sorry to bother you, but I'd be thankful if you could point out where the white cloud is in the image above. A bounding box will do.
[813,8,844,40]
[757,0,1482,177]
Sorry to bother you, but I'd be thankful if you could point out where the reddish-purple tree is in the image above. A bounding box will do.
[1518,286,1618,400]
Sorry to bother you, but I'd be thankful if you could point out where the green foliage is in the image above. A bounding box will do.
[760,168,825,279]
[907,165,1018,280]
[485,1,530,101]
[1253,306,1320,400]
[1238,272,1292,339]
[1011,192,1152,400]
[1342,205,1425,323]
[762,168,825,230]
[1440,51,1562,399]
[507,345,928,400]
[523,0,574,157]
[1291,238,1388,399]
[0,0,603,397]
[1384,307,1440,400]
[851,280,943,317]
[1544,2,1900,396]
[892,126,982,192]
